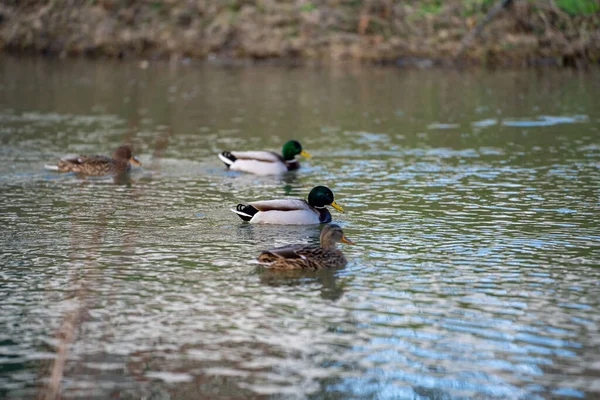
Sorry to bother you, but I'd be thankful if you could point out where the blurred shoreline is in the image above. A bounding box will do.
[1,1,599,68]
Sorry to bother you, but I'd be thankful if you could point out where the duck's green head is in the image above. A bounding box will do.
[282,140,311,161]
[308,185,344,213]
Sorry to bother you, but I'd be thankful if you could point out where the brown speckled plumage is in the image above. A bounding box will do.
[51,145,140,176]
[257,224,353,270]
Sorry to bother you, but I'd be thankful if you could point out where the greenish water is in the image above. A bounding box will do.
[1,57,599,399]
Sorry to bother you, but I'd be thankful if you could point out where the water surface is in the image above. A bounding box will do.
[1,58,599,399]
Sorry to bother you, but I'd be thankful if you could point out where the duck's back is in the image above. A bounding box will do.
[230,151,283,163]
[248,199,320,224]
[57,155,124,175]
[258,244,346,269]
[227,151,288,175]
[295,247,346,269]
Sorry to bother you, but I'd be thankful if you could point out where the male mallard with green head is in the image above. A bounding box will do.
[232,185,344,224]
[218,140,311,175]
[45,145,141,176]
[257,224,354,269]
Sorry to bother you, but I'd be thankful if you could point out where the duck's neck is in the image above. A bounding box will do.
[285,159,300,171]
[314,207,331,223]
[320,238,338,251]
[113,159,130,172]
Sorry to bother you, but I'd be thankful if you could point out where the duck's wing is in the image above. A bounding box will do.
[292,247,345,269]
[46,154,90,171]
[83,155,112,163]
[257,244,310,262]
[248,199,312,212]
[248,199,319,224]
[59,154,110,165]
[220,151,287,175]
[56,155,113,175]
[232,199,319,224]
[229,151,284,163]
[258,245,333,269]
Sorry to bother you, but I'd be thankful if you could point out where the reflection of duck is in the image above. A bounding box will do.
[45,145,141,176]
[232,186,344,224]
[257,224,354,269]
[258,268,347,301]
[218,140,310,175]
[280,171,300,196]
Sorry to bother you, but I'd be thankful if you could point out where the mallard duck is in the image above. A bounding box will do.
[44,145,141,176]
[257,224,354,269]
[232,185,344,224]
[218,140,311,175]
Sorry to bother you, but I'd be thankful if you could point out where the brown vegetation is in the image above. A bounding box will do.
[0,0,599,67]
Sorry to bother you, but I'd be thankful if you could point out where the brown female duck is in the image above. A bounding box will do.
[45,145,141,176]
[257,224,354,270]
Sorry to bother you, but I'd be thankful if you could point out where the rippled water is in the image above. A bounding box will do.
[1,57,599,399]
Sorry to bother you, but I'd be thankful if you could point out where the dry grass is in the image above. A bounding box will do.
[1,1,597,66]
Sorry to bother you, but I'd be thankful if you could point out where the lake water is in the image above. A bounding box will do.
[1,57,599,399]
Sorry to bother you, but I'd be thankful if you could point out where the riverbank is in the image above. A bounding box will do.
[1,0,599,67]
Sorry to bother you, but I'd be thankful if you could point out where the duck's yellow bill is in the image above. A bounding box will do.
[330,200,344,213]
[300,150,311,158]
[130,156,142,166]
[341,235,354,245]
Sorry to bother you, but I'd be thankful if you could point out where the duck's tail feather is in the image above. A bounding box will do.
[44,164,60,171]
[52,159,80,173]
[218,151,237,167]
[231,204,258,222]
[257,251,278,263]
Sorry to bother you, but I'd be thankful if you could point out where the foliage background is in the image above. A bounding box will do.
[0,0,598,66]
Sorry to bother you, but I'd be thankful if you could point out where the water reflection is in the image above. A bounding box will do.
[0,57,599,399]
[258,269,346,302]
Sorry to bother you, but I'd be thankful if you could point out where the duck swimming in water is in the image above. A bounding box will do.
[257,224,354,269]
[45,145,141,176]
[232,185,344,225]
[218,140,310,175]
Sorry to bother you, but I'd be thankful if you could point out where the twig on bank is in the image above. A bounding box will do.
[454,0,514,59]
